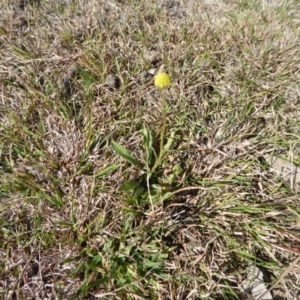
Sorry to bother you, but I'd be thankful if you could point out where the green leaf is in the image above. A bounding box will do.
[96,164,121,178]
[119,180,140,192]
[111,140,140,167]
[90,254,102,268]
[163,130,175,151]
[133,186,146,199]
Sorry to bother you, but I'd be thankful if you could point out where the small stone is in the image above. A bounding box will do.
[66,65,77,78]
[60,65,77,100]
[143,68,157,82]
[105,74,121,89]
[145,50,161,64]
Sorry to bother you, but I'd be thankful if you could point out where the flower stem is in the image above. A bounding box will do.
[152,89,167,172]
[160,89,166,155]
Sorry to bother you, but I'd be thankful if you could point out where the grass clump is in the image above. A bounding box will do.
[1,0,300,299]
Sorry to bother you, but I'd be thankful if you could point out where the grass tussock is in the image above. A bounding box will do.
[1,0,300,299]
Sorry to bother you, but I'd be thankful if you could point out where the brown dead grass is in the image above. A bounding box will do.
[1,0,300,299]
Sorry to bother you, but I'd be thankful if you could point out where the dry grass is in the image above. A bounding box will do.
[1,0,300,299]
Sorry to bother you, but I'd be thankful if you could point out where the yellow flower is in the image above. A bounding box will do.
[154,72,171,89]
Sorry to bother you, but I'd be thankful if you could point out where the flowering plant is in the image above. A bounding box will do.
[154,72,171,89]
[152,71,171,172]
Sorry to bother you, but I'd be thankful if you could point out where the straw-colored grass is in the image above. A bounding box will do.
[1,0,300,299]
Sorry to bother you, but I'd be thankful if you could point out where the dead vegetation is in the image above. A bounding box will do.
[1,0,300,299]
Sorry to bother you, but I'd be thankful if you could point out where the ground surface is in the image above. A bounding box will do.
[1,0,300,299]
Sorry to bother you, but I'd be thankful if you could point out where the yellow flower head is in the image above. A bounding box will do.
[154,72,171,89]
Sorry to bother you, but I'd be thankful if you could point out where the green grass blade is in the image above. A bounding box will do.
[112,140,140,167]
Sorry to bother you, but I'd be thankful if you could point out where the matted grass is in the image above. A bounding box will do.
[1,0,300,299]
